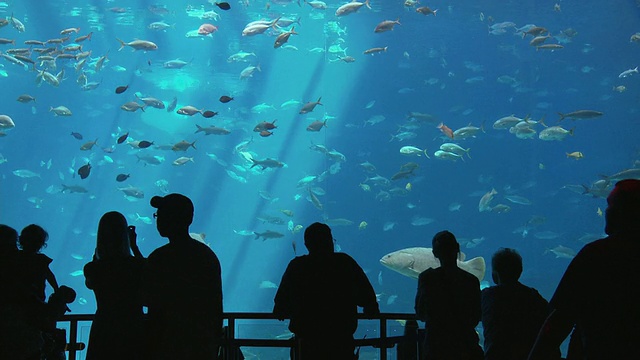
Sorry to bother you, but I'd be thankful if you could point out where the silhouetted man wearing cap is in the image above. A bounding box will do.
[273,222,379,360]
[529,179,640,359]
[146,194,223,360]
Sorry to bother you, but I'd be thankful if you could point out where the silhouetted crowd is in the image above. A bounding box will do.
[1,179,638,360]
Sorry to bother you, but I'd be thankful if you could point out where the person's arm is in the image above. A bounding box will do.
[128,226,144,258]
[273,261,296,321]
[528,309,573,360]
[352,259,379,316]
[529,249,587,360]
[45,266,59,292]
[415,273,427,322]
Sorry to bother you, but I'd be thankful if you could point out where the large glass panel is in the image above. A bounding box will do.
[1,0,638,357]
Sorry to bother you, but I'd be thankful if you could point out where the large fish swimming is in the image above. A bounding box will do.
[380,247,486,281]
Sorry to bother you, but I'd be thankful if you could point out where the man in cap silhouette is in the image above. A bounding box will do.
[146,193,223,360]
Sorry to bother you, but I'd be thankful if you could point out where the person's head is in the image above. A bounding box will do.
[0,224,19,254]
[304,222,334,255]
[19,224,48,253]
[432,230,460,263]
[491,248,523,285]
[605,179,640,235]
[96,211,131,260]
[150,193,194,238]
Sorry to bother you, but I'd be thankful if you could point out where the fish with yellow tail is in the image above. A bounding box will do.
[400,146,430,158]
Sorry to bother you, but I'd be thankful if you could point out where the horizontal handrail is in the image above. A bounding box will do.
[58,312,418,360]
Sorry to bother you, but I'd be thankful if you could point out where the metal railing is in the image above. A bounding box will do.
[59,312,419,360]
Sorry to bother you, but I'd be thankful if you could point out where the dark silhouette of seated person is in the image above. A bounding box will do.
[415,230,483,360]
[481,248,555,360]
[273,222,380,360]
[529,179,640,359]
[146,193,223,360]
[84,211,145,360]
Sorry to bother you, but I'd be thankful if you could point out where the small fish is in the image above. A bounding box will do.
[116,174,130,182]
[138,140,154,149]
[70,132,83,140]
[566,151,584,160]
[167,97,178,112]
[219,95,234,103]
[78,163,91,179]
[117,132,129,144]
[597,207,603,217]
[215,2,231,10]
[115,85,129,94]
[202,110,218,118]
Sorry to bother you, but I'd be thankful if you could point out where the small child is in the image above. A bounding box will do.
[18,224,59,306]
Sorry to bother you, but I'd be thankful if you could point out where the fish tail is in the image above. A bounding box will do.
[464,257,486,281]
[423,149,431,159]
[317,96,322,105]
[191,140,197,150]
[539,115,548,128]
[557,112,565,122]
[140,104,146,112]
[116,38,126,51]
[253,232,260,240]
[466,148,472,159]
[580,184,591,195]
[569,128,575,136]
[365,0,371,9]
[433,9,438,16]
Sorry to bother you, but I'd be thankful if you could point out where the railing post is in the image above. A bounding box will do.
[380,317,387,360]
[68,317,78,360]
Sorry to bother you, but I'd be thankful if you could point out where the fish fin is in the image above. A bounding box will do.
[557,112,565,122]
[464,257,486,281]
[116,38,126,51]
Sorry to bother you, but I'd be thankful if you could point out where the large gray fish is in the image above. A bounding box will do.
[380,247,486,281]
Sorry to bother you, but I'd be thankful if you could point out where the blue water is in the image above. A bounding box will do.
[1,0,639,332]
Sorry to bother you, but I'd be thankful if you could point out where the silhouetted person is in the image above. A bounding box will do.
[415,230,483,360]
[84,211,145,360]
[273,222,380,360]
[0,224,36,360]
[529,179,640,359]
[12,224,60,359]
[17,224,59,304]
[0,224,20,308]
[146,193,223,360]
[481,248,555,360]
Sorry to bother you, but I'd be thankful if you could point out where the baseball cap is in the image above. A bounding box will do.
[150,193,194,216]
